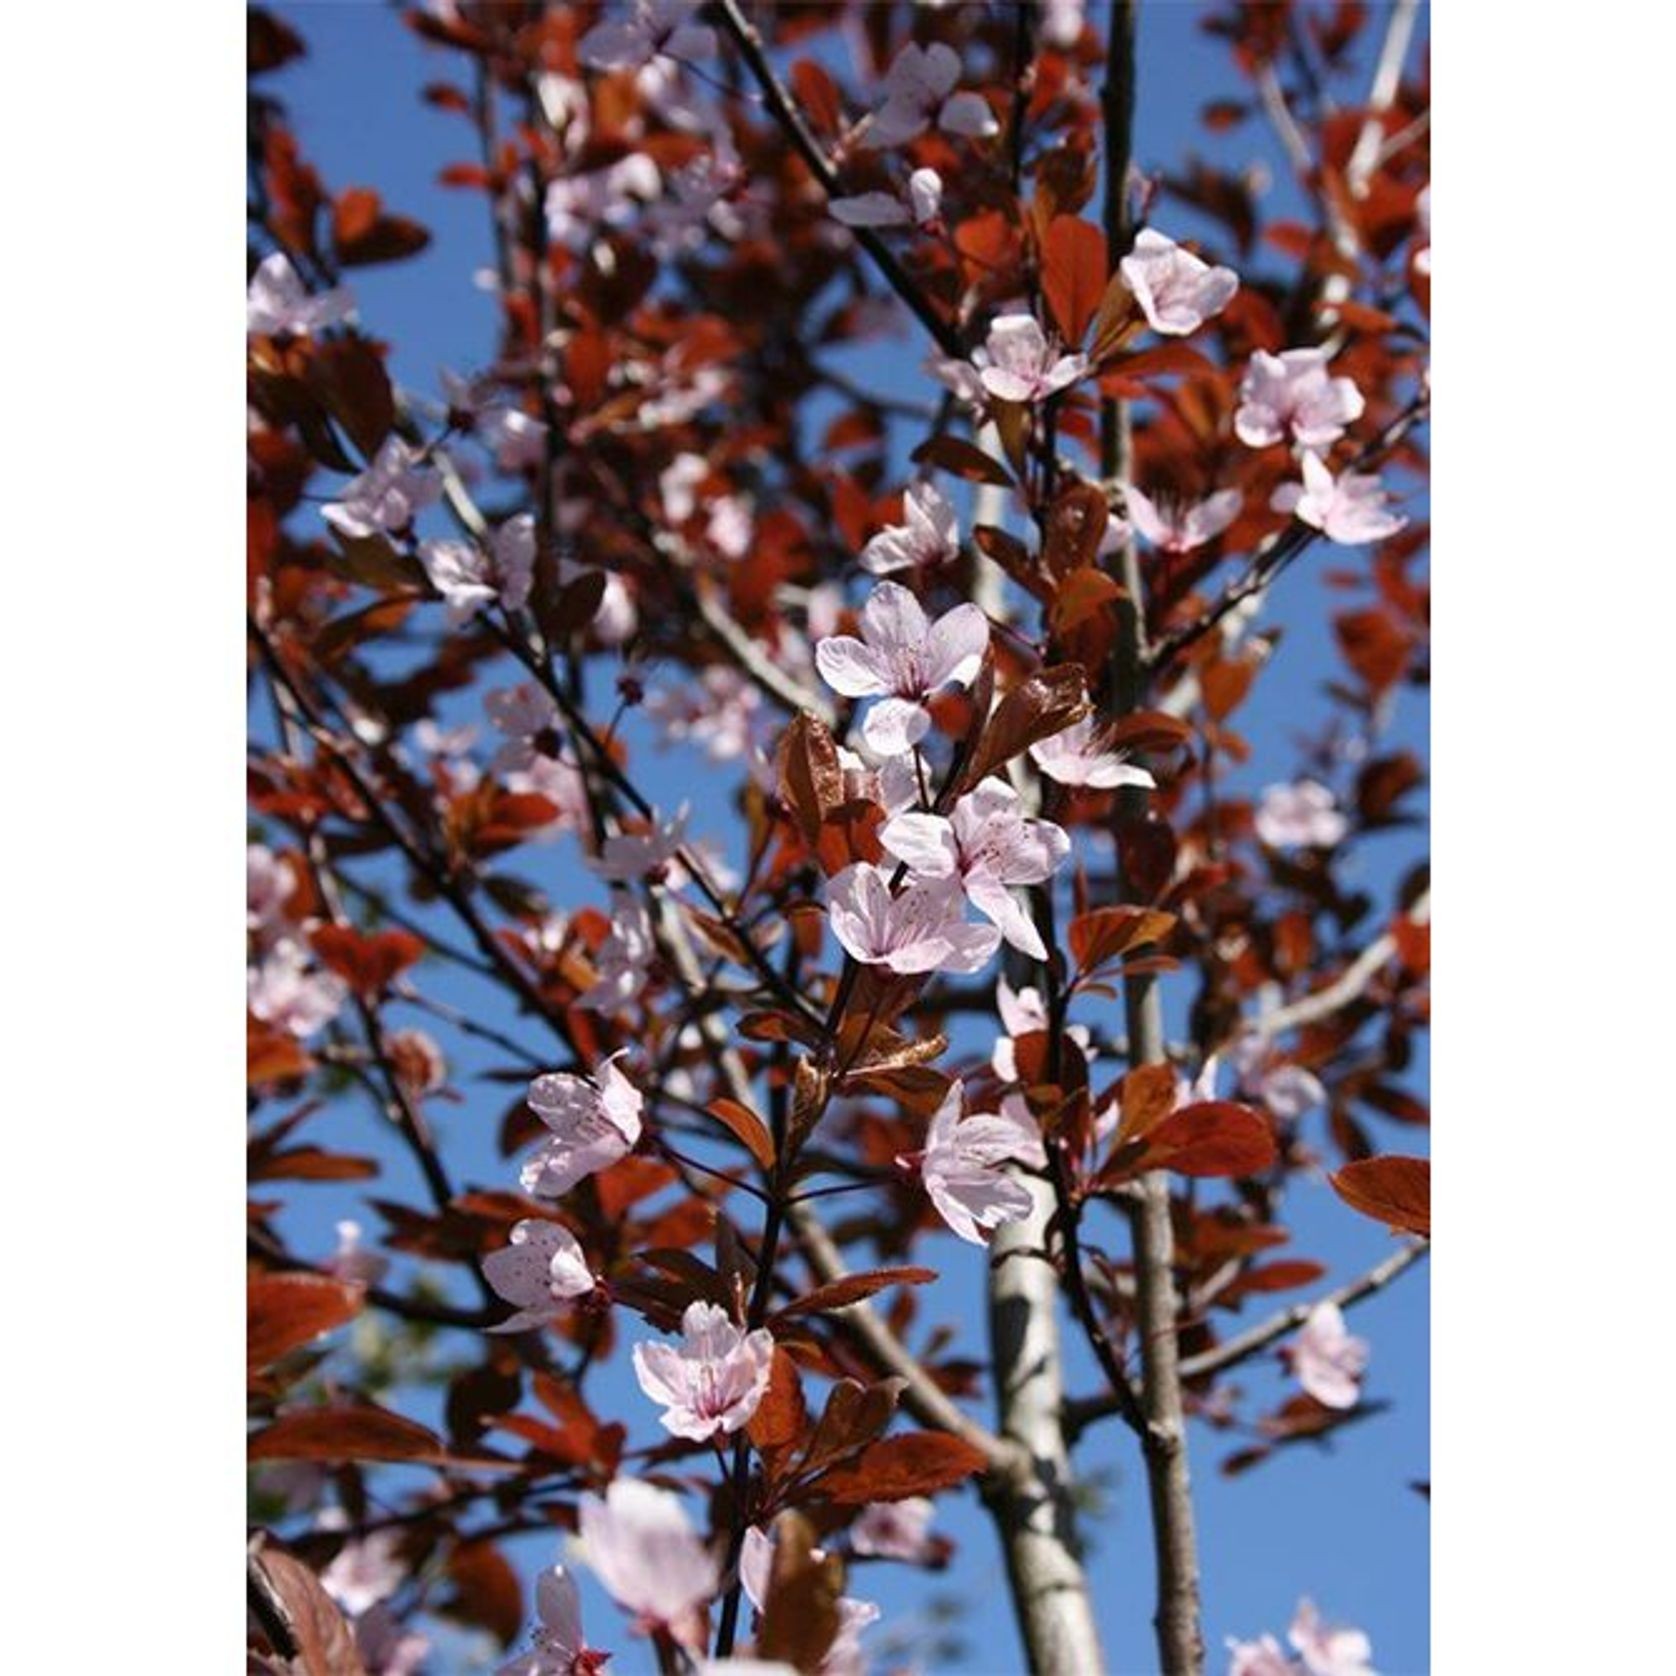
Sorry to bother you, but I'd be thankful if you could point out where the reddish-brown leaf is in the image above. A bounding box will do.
[964,665,1091,787]
[1068,905,1177,972]
[248,1404,444,1463]
[310,926,424,995]
[817,1432,990,1504]
[1145,1101,1277,1177]
[1329,1155,1430,1237]
[1041,216,1108,345]
[910,434,1014,486]
[248,1272,363,1373]
[254,1548,368,1675]
[774,1268,938,1321]
[333,187,432,266]
[1117,1062,1180,1143]
[706,1098,777,1171]
[748,1347,810,1454]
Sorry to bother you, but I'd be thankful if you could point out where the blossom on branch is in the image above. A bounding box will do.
[860,480,960,577]
[631,1300,775,1441]
[826,863,1001,976]
[322,437,441,541]
[1271,452,1406,545]
[918,1081,1045,1245]
[1120,228,1239,336]
[740,1523,880,1676]
[522,1052,644,1197]
[1285,1302,1369,1411]
[420,513,535,625]
[484,1219,597,1333]
[1290,1598,1377,1676]
[248,940,347,1039]
[578,891,656,1013]
[880,780,1071,960]
[814,580,989,757]
[247,252,354,337]
[497,1566,608,1676]
[830,167,943,230]
[849,1497,939,1563]
[1235,349,1366,451]
[578,0,715,73]
[974,314,1089,405]
[1028,714,1157,791]
[1255,780,1349,850]
[577,1478,719,1643]
[1126,485,1243,553]
[864,43,998,149]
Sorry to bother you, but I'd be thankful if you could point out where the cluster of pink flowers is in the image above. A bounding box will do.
[1227,1598,1377,1676]
[246,844,347,1041]
[419,513,535,625]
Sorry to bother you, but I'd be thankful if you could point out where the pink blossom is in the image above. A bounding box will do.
[1127,484,1243,553]
[247,252,354,337]
[849,1497,937,1562]
[831,168,944,229]
[659,452,710,524]
[248,939,347,1039]
[546,155,663,249]
[1041,0,1088,48]
[992,979,1092,1082]
[1235,349,1366,451]
[579,0,715,72]
[321,437,440,542]
[919,1081,1045,1245]
[480,406,550,474]
[648,153,747,256]
[826,862,1001,976]
[814,581,989,757]
[484,1218,597,1332]
[631,1300,775,1441]
[1270,452,1406,545]
[976,314,1089,405]
[321,1529,406,1616]
[498,1566,608,1676]
[1120,228,1240,336]
[1028,714,1157,791]
[1226,1633,1295,1676]
[247,843,295,934]
[487,681,566,777]
[1289,1598,1376,1676]
[420,513,536,625]
[836,746,919,816]
[1412,184,1431,276]
[590,804,690,883]
[865,43,998,149]
[578,891,656,1013]
[522,1051,645,1197]
[577,1478,720,1641]
[1255,780,1349,849]
[860,480,960,576]
[1230,1031,1326,1120]
[647,667,764,762]
[1287,1303,1369,1411]
[880,780,1071,959]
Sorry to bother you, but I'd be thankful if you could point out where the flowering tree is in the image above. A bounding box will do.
[246,4,1430,1673]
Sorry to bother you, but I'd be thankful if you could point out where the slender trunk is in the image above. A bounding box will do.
[985,1173,1107,1676]
[1103,4,1205,1669]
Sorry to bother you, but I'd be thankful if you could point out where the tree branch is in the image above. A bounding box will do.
[713,0,965,360]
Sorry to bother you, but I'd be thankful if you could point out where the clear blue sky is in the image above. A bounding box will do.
[255,5,1430,1671]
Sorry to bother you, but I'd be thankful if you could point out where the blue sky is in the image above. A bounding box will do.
[254,5,1430,1671]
